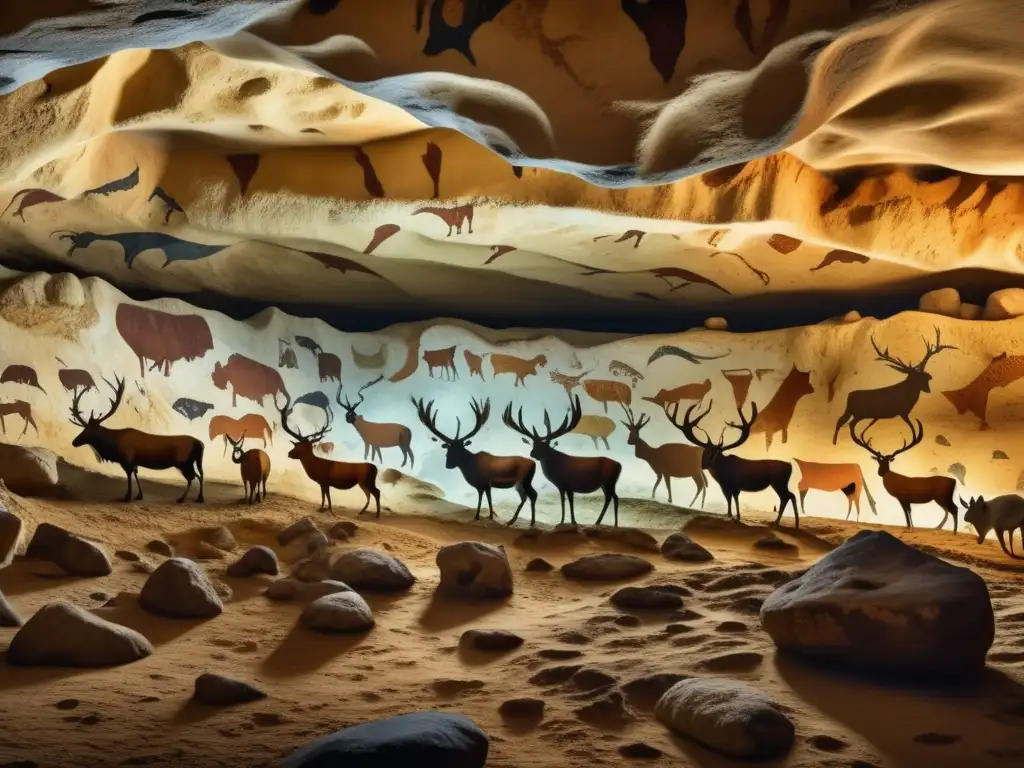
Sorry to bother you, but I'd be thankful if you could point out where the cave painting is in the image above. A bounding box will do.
[2,188,66,221]
[833,327,955,444]
[337,375,414,468]
[647,345,730,366]
[423,345,459,380]
[622,406,707,507]
[749,366,815,450]
[575,263,730,295]
[363,224,401,255]
[416,0,513,66]
[292,336,341,382]
[208,413,274,455]
[295,390,332,414]
[352,343,387,370]
[583,378,632,413]
[735,0,791,56]
[941,352,1024,430]
[766,233,802,255]
[608,360,644,386]
[0,399,39,439]
[413,204,474,236]
[0,364,45,392]
[512,165,523,178]
[621,0,688,83]
[570,414,616,450]
[549,368,590,394]
[388,334,420,383]
[642,379,712,409]
[720,367,774,410]
[484,245,517,265]
[278,339,298,369]
[148,186,185,225]
[490,352,546,387]
[422,141,442,198]
[794,459,877,521]
[295,248,384,280]
[464,349,486,379]
[354,147,385,197]
[172,397,214,421]
[708,250,771,285]
[212,353,288,408]
[594,230,647,249]
[116,303,214,377]
[810,249,871,272]
[226,153,260,195]
[55,358,96,393]
[80,165,140,197]
[54,230,233,269]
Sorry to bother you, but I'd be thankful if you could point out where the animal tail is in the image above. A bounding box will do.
[55,356,66,368]
[33,382,45,394]
[859,468,878,515]
[0,190,27,218]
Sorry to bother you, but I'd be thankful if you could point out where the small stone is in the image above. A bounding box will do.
[329,520,357,540]
[660,532,714,562]
[146,540,173,557]
[436,541,513,599]
[330,548,414,593]
[561,554,653,581]
[525,558,554,572]
[619,742,662,759]
[226,546,279,578]
[139,558,223,619]
[704,316,728,331]
[192,673,266,706]
[611,586,685,611]
[292,551,333,582]
[302,531,330,554]
[498,698,544,720]
[195,541,228,560]
[55,699,80,710]
[460,629,524,652]
[114,550,140,562]
[278,517,319,547]
[301,591,374,633]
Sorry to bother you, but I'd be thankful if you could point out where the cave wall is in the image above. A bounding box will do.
[0,264,1020,528]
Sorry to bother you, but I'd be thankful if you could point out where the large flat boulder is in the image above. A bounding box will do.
[760,530,994,677]
[436,541,513,599]
[561,554,653,581]
[280,711,488,767]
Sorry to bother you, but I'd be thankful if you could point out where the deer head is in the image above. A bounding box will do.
[52,230,100,257]
[69,375,126,450]
[960,495,991,543]
[666,399,756,470]
[871,326,956,394]
[502,394,582,461]
[336,375,384,424]
[228,432,246,464]
[413,397,490,469]
[276,392,331,460]
[211,361,228,390]
[850,418,923,476]
[620,405,651,447]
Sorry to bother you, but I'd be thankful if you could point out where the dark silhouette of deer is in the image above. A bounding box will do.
[502,394,622,526]
[833,327,956,444]
[413,397,538,524]
[850,418,959,532]
[337,376,414,468]
[669,399,798,527]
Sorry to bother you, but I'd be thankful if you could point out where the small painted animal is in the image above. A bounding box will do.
[962,494,1024,558]
[570,415,616,450]
[0,364,45,392]
[490,353,547,387]
[172,397,215,421]
[54,358,96,393]
[608,360,644,386]
[549,368,590,394]
[294,335,323,357]
[643,379,712,408]
[464,350,486,379]
[413,204,474,236]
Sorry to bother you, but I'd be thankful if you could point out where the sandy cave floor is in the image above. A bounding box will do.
[0,469,1023,768]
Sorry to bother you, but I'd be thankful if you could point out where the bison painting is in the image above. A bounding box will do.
[211,353,288,407]
[115,303,214,378]
[55,358,96,393]
[583,378,632,413]
[208,413,275,455]
[318,352,342,383]
[0,364,45,392]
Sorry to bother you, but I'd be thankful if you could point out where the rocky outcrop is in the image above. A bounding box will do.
[139,558,224,619]
[436,541,513,599]
[6,603,153,668]
[760,530,994,677]
[25,522,112,577]
[330,549,415,593]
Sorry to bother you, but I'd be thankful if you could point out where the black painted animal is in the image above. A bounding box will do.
[53,230,233,269]
[172,397,215,422]
[81,165,140,197]
[295,335,323,357]
[147,186,185,224]
[296,390,333,414]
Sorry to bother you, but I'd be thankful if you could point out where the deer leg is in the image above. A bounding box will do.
[558,491,567,525]
[664,476,673,504]
[734,493,742,522]
[567,492,577,526]
[832,412,850,445]
[527,485,538,526]
[594,493,612,526]
[474,490,484,521]
[483,488,494,519]
[799,489,809,517]
[934,506,949,530]
[262,478,267,501]
[358,483,371,514]
[510,484,528,527]
[177,463,197,504]
[901,502,913,528]
[651,474,662,500]
[997,529,1012,556]
[18,416,28,439]
[120,465,134,502]
[602,437,610,450]
[241,479,249,504]
[325,488,334,514]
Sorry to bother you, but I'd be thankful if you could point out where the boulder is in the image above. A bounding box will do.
[918,287,961,317]
[840,310,862,323]
[0,588,22,627]
[0,504,23,567]
[25,522,112,577]
[200,525,237,552]
[329,520,357,540]
[192,673,267,706]
[660,533,714,562]
[704,316,728,331]
[330,548,414,593]
[760,530,994,677]
[561,554,653,581]
[584,527,659,553]
[436,541,513,599]
[226,546,279,578]
[984,288,1024,320]
[265,578,352,602]
[146,539,174,557]
[655,677,794,760]
[139,558,224,619]
[6,602,153,668]
[460,629,524,652]
[293,551,332,582]
[301,591,375,633]
[280,711,488,768]
[525,558,554,572]
[278,517,319,546]
[0,444,59,496]
[499,698,544,720]
[611,586,685,611]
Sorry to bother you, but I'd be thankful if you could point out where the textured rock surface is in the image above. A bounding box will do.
[436,541,513,599]
[331,549,415,593]
[0,445,59,496]
[226,546,279,578]
[25,522,112,577]
[301,591,375,634]
[139,558,224,619]
[6,603,153,668]
[660,533,714,563]
[561,554,654,582]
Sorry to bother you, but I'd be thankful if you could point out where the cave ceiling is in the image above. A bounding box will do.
[0,0,1021,331]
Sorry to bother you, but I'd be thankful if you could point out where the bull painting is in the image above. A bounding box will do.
[212,353,288,407]
[115,303,214,378]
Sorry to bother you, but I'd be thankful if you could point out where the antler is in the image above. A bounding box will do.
[870,334,913,373]
[94,375,125,424]
[620,404,650,431]
[667,399,715,448]
[277,390,309,443]
[540,394,582,442]
[68,385,89,427]
[228,431,247,451]
[915,326,956,370]
[463,398,491,442]
[887,418,924,460]
[338,374,384,411]
[720,401,758,452]
[502,402,540,441]
[412,397,454,446]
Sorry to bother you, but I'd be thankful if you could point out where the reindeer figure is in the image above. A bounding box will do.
[337,375,414,468]
[227,431,271,506]
[833,327,956,444]
[68,375,205,503]
[621,405,708,508]
[413,397,538,524]
[502,394,622,526]
[850,419,959,532]
[669,400,798,526]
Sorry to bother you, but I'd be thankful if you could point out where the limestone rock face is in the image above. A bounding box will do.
[7,603,153,668]
[140,558,224,619]
[759,530,994,676]
[436,541,513,599]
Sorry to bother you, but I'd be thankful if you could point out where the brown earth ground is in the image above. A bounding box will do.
[0,467,1023,768]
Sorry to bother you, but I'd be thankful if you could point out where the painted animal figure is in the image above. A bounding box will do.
[833,327,956,444]
[490,353,547,387]
[0,364,44,392]
[423,345,459,381]
[413,397,538,524]
[228,433,271,506]
[55,358,96,393]
[278,339,298,369]
[69,375,205,503]
[208,413,274,455]
[337,376,414,468]
[749,366,815,450]
[502,394,623,526]
[81,165,140,197]
[318,352,342,383]
[2,188,66,221]
[413,204,474,236]
[962,494,1024,557]
[296,390,332,413]
[295,336,323,357]
[850,419,959,532]
[609,360,644,386]
[211,353,288,407]
[549,368,590,394]
[352,344,387,370]
[793,458,877,521]
[148,186,185,224]
[669,400,798,526]
[622,405,708,507]
[464,349,485,379]
[579,384,631,419]
[55,230,232,269]
[0,400,38,439]
[172,397,214,421]
[278,391,381,516]
[570,414,616,450]
[643,379,712,408]
[115,303,214,377]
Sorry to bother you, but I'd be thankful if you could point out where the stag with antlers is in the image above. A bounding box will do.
[413,397,538,524]
[69,375,205,503]
[621,405,708,507]
[227,431,271,506]
[669,400,798,526]
[850,418,959,532]
[337,375,414,468]
[277,392,381,516]
[502,394,622,526]
[833,326,956,445]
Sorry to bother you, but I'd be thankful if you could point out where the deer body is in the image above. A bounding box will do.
[622,406,707,507]
[230,436,270,505]
[0,400,38,438]
[338,376,414,468]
